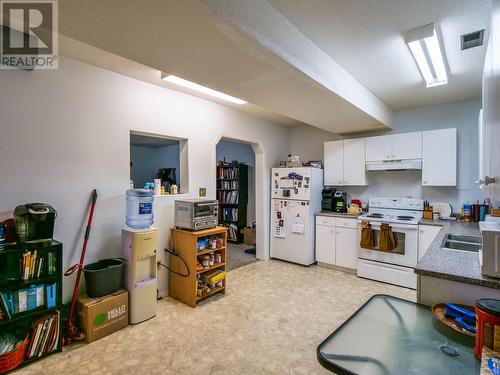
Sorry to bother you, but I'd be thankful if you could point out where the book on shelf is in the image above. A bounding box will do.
[26,310,60,359]
[220,208,238,223]
[217,180,239,190]
[19,250,54,281]
[217,166,239,179]
[217,190,239,204]
[0,283,54,320]
[224,223,239,241]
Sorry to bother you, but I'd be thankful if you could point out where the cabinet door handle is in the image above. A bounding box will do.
[423,181,428,184]
[476,176,496,186]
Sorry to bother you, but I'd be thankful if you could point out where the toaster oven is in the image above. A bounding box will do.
[174,199,218,231]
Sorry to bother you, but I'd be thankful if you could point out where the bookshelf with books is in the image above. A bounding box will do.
[0,241,63,373]
[216,162,248,243]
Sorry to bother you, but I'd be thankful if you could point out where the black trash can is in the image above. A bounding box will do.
[83,258,125,297]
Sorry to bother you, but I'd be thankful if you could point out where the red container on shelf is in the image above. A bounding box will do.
[0,338,28,374]
[474,298,500,359]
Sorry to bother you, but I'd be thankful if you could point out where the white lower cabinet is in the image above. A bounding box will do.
[316,224,335,264]
[335,227,358,269]
[418,225,442,261]
[315,216,358,272]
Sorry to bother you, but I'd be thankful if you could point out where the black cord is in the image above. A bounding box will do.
[160,248,190,277]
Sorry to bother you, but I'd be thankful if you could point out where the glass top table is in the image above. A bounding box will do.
[317,295,480,375]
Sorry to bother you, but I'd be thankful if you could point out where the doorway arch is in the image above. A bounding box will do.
[211,133,269,261]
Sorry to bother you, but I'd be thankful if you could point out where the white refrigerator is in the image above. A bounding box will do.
[270,167,323,265]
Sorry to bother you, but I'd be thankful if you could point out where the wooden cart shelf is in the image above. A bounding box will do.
[169,227,227,307]
[197,246,225,256]
[196,286,225,302]
[197,263,225,275]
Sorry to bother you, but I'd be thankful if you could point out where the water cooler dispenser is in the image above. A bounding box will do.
[122,228,157,324]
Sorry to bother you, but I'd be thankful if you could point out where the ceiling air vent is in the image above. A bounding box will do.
[461,30,484,50]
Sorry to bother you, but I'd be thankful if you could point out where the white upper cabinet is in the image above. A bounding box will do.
[343,139,367,186]
[365,135,392,161]
[366,132,422,161]
[324,140,344,186]
[324,139,367,186]
[392,132,422,160]
[422,128,457,186]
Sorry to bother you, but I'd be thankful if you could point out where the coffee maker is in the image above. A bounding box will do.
[321,188,336,211]
[333,191,347,213]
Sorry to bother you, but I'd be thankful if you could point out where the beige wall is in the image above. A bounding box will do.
[290,124,342,162]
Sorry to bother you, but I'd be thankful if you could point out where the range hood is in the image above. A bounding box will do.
[366,159,422,171]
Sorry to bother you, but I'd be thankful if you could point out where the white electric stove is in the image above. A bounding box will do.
[357,198,424,289]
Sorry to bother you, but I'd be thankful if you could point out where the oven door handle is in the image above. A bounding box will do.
[359,221,417,231]
[196,202,217,207]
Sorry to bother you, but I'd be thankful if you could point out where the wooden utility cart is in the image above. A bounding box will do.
[169,227,227,307]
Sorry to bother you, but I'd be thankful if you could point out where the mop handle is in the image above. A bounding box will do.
[66,189,97,330]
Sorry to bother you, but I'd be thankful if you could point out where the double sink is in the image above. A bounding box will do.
[441,234,481,252]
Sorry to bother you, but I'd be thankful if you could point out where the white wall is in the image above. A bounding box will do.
[0,57,291,301]
[216,139,255,224]
[130,144,180,188]
[291,98,487,212]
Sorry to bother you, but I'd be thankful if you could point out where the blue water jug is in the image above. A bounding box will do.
[125,189,154,229]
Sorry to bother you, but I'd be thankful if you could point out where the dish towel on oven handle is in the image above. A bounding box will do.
[360,220,375,249]
[379,223,397,251]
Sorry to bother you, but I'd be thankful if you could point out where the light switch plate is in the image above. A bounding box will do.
[199,187,206,197]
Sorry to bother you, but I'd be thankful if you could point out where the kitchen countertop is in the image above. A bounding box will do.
[415,219,500,289]
[314,211,360,218]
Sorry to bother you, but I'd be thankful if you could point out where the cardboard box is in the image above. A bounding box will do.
[77,289,128,343]
[242,227,255,246]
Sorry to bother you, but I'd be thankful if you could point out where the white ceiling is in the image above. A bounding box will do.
[58,0,391,134]
[268,0,492,111]
[56,0,491,134]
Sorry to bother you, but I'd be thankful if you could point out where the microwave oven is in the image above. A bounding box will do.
[174,199,218,231]
[479,221,500,278]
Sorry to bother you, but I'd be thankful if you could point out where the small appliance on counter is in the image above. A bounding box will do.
[321,188,336,211]
[479,221,500,278]
[347,203,362,215]
[13,203,56,244]
[174,199,218,231]
[332,191,347,213]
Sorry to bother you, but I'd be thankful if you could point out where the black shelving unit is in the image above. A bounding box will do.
[216,163,248,243]
[0,241,63,373]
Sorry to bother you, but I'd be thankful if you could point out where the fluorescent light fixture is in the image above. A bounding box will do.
[405,24,448,88]
[161,74,247,105]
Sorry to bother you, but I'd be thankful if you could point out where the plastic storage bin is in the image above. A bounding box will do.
[125,189,154,229]
[83,258,125,297]
[474,298,500,359]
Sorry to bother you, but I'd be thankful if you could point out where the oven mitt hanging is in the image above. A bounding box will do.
[360,220,375,249]
[379,223,397,251]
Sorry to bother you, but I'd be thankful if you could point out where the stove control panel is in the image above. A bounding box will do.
[368,198,424,211]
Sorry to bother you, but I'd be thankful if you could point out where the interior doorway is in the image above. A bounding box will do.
[216,138,257,271]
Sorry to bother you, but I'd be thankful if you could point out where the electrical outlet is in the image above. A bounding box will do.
[199,187,206,197]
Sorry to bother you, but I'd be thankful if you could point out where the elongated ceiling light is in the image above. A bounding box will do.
[405,24,447,88]
[161,73,247,105]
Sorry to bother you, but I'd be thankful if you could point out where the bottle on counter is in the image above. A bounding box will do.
[463,203,472,223]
